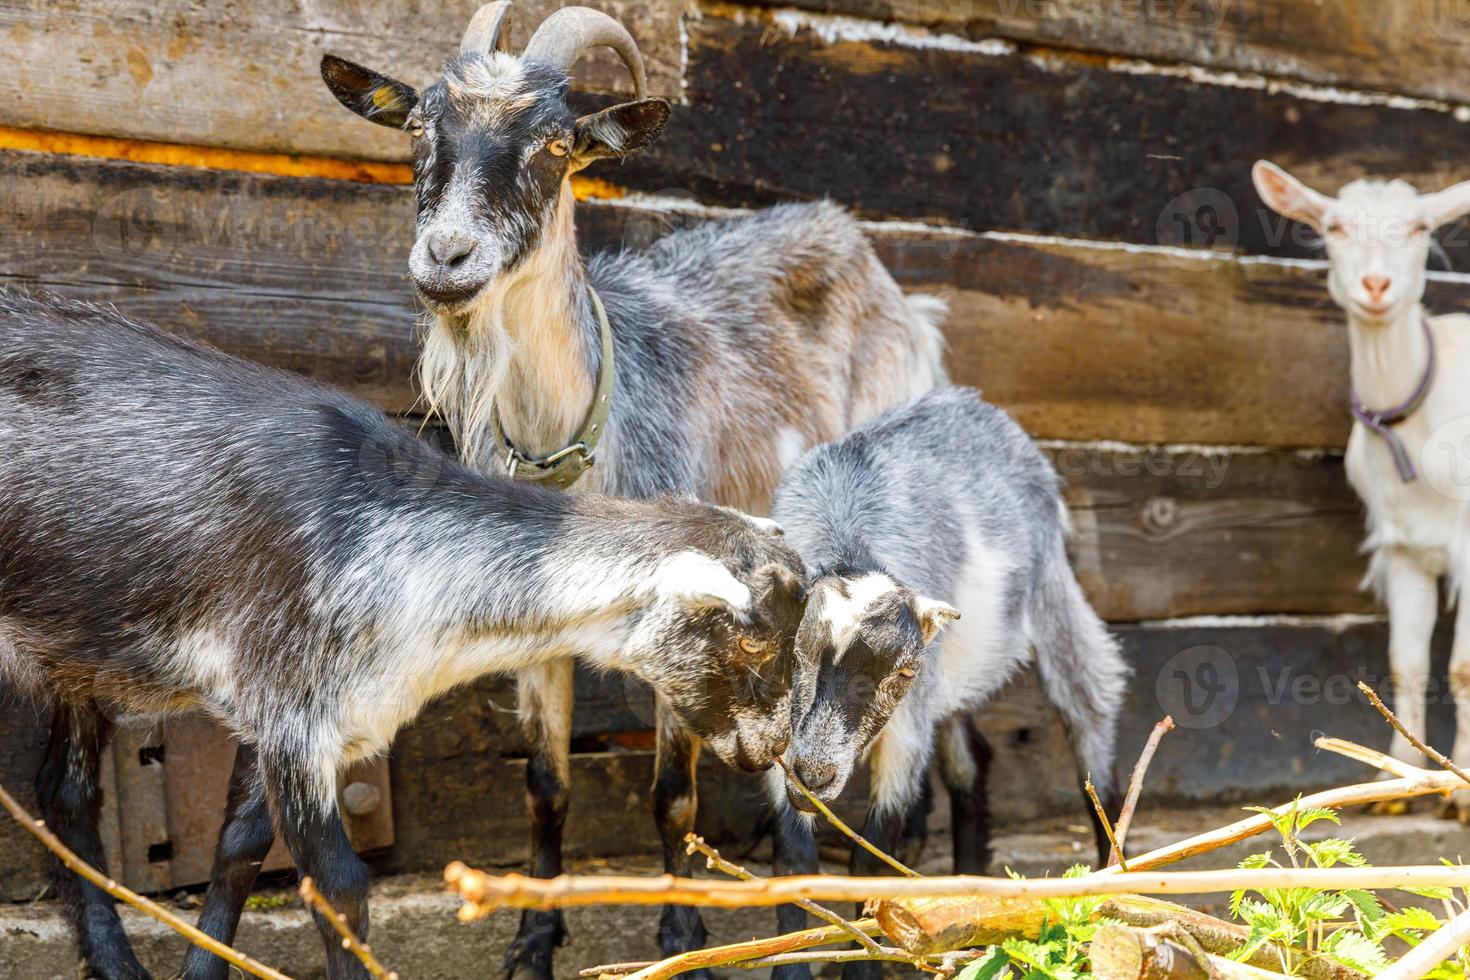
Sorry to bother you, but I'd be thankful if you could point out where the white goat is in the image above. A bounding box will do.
[1254,161,1470,818]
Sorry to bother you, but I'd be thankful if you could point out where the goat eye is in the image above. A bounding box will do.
[408,122,426,139]
[898,666,918,679]
[1415,220,1433,235]
[546,138,572,157]
[738,637,764,656]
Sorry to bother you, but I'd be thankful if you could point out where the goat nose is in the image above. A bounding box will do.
[794,759,837,795]
[426,232,476,269]
[1363,275,1391,301]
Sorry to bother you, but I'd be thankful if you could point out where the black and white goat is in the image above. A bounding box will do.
[767,387,1129,980]
[0,290,807,980]
[321,4,947,974]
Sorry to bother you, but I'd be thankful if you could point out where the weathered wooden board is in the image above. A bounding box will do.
[607,9,1470,257]
[738,0,1470,107]
[7,149,1437,447]
[0,0,682,162]
[0,150,424,412]
[866,228,1365,448]
[1055,447,1371,622]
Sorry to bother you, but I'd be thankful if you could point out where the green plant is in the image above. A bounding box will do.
[956,866,1114,980]
[1228,799,1390,975]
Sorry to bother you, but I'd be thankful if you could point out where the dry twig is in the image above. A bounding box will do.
[777,758,918,877]
[1102,738,1461,874]
[0,780,293,980]
[1358,681,1470,789]
[1111,715,1174,864]
[1085,777,1128,872]
[609,918,886,980]
[446,863,1470,913]
[683,834,886,957]
[298,876,398,980]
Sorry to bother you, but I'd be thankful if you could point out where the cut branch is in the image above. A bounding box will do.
[1086,776,1128,871]
[1091,923,1294,980]
[1112,715,1174,863]
[1103,740,1460,874]
[0,780,294,980]
[299,877,398,980]
[1358,681,1470,789]
[445,864,1470,914]
[612,918,887,980]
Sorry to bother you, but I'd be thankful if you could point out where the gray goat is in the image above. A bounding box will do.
[0,291,806,980]
[321,4,947,974]
[767,387,1129,980]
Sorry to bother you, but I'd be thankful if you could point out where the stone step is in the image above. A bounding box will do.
[4,807,1469,980]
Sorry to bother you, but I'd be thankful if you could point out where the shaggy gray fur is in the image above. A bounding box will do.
[768,388,1128,960]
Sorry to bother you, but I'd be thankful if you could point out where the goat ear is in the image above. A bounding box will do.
[656,553,754,618]
[1421,180,1470,230]
[321,55,419,129]
[571,99,671,167]
[912,595,960,646]
[1252,160,1330,229]
[754,562,806,607]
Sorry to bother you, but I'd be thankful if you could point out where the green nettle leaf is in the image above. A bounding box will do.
[1294,805,1342,831]
[1320,929,1389,974]
[1306,838,1366,868]
[1381,906,1445,943]
[1404,885,1456,901]
[1300,891,1350,921]
[1239,851,1273,870]
[955,947,1012,980]
[1341,888,1387,938]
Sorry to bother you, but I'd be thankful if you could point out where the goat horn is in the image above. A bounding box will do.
[460,1,514,56]
[522,6,647,100]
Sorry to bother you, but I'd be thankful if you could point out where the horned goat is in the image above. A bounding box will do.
[322,4,947,974]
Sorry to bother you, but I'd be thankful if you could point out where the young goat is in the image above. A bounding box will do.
[1254,162,1470,820]
[767,387,1129,980]
[322,4,947,973]
[0,290,806,980]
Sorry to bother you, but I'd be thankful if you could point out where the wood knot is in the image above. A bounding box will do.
[1141,497,1178,534]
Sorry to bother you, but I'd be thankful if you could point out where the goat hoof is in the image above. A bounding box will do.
[502,910,566,980]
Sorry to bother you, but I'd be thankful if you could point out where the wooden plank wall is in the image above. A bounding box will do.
[3,0,1468,897]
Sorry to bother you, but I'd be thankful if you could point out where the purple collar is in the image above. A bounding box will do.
[1351,316,1437,483]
